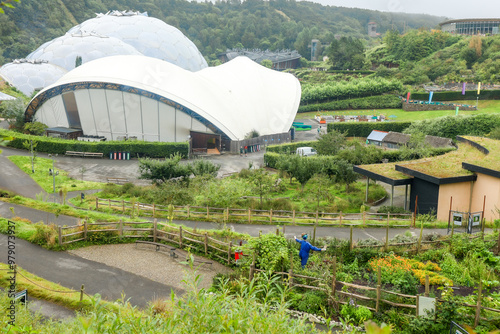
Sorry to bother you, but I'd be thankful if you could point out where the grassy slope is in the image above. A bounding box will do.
[8,155,104,192]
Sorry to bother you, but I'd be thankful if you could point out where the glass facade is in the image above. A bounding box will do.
[441,19,500,35]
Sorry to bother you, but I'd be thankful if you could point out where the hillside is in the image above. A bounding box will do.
[0,0,445,63]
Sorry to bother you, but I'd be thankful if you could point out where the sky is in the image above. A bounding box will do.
[313,0,500,20]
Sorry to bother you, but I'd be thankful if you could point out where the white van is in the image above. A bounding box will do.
[296,147,317,157]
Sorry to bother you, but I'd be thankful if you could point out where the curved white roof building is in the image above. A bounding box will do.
[67,10,208,72]
[25,56,300,152]
[0,59,68,96]
[26,30,143,71]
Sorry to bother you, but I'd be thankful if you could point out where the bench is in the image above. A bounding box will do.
[107,177,129,185]
[134,241,212,266]
[83,152,103,158]
[135,240,176,256]
[65,151,85,157]
[65,151,103,158]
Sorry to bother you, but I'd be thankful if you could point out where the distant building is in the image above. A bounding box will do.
[440,18,500,35]
[366,131,456,150]
[310,39,321,61]
[217,49,301,70]
[368,21,378,37]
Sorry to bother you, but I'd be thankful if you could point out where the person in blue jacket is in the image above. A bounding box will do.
[294,233,327,269]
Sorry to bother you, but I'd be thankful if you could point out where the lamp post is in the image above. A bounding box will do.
[48,154,59,195]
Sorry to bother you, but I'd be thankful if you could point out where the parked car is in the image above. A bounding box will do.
[296,147,317,157]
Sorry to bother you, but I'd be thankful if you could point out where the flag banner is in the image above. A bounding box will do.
[477,82,481,95]
[406,92,410,102]
[456,106,459,115]
[462,82,466,95]
[428,91,433,103]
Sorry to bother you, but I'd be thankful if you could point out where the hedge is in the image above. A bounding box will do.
[404,114,500,139]
[264,152,339,169]
[327,122,412,138]
[410,90,500,101]
[298,95,402,113]
[0,129,188,158]
[265,141,317,154]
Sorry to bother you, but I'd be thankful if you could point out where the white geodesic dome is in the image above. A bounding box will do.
[26,30,143,71]
[67,10,208,71]
[0,59,68,96]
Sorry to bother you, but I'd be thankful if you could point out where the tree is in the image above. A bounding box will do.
[0,98,26,132]
[327,36,366,70]
[249,168,274,206]
[308,174,332,212]
[334,160,357,192]
[314,129,347,155]
[260,59,273,68]
[288,155,323,192]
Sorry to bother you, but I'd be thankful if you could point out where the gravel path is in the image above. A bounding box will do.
[68,244,233,293]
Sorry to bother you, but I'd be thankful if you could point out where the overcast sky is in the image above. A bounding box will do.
[313,0,499,19]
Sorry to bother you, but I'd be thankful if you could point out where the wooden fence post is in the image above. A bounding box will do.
[349,226,353,251]
[204,233,208,255]
[249,252,256,281]
[412,212,415,228]
[119,220,123,238]
[495,231,500,256]
[425,275,430,297]
[417,220,424,254]
[122,200,125,213]
[108,198,111,209]
[206,206,209,220]
[84,221,87,241]
[313,224,317,244]
[276,228,279,236]
[248,208,251,223]
[80,284,85,302]
[387,212,390,226]
[339,211,342,226]
[332,256,337,301]
[363,210,366,225]
[292,209,295,224]
[270,209,273,224]
[58,226,62,246]
[376,266,381,312]
[96,198,99,210]
[385,217,389,252]
[187,205,190,219]
[474,280,482,328]
[179,226,183,248]
[228,241,232,265]
[153,219,157,242]
[226,207,229,222]
[153,203,156,218]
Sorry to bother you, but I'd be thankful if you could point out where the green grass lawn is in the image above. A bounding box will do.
[295,100,500,122]
[8,155,104,193]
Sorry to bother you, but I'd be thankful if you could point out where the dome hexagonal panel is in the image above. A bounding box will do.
[0,59,68,96]
[67,10,207,71]
[26,30,143,71]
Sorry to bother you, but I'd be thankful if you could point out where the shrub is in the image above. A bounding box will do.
[244,233,289,272]
[29,222,58,247]
[296,291,326,315]
[340,303,373,326]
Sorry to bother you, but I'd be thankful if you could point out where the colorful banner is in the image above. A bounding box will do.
[406,92,410,103]
[477,82,481,95]
[456,106,459,115]
[428,91,434,104]
[462,82,466,95]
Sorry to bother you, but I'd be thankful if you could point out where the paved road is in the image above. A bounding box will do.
[0,234,182,308]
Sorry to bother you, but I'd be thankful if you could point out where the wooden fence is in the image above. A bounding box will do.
[250,255,500,328]
[95,197,414,227]
[58,220,234,265]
